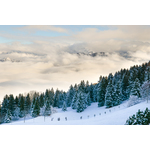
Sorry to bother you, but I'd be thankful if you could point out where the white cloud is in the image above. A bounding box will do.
[1,25,150,100]
[18,25,68,33]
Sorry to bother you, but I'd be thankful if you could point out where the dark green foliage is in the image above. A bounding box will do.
[121,70,130,100]
[32,98,40,118]
[71,92,78,109]
[89,84,94,102]
[93,84,98,102]
[66,85,74,107]
[97,77,108,107]
[125,108,150,125]
[44,100,51,116]
[4,109,12,123]
[113,80,123,106]
[130,78,141,98]
[8,94,15,116]
[1,95,9,116]
[39,94,44,108]
[105,80,113,108]
[76,92,85,113]
[53,89,60,107]
[18,95,25,118]
[86,93,91,106]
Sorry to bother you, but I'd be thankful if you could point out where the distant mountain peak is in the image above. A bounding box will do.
[0,57,21,62]
[76,51,108,57]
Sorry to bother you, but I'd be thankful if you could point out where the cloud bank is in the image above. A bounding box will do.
[0,25,150,100]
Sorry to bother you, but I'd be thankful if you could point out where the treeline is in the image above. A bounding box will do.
[0,61,150,124]
[125,108,150,125]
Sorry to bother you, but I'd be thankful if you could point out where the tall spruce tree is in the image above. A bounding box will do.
[105,80,113,108]
[18,95,25,118]
[86,92,91,106]
[66,85,74,107]
[62,101,67,111]
[32,98,40,118]
[71,91,78,109]
[130,78,141,98]
[113,80,123,106]
[97,77,107,107]
[44,99,52,116]
[4,109,12,123]
[76,92,84,113]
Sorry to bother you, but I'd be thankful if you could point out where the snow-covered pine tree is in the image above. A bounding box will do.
[127,68,138,97]
[144,66,150,82]
[97,77,107,107]
[78,80,86,93]
[44,99,52,116]
[66,85,75,107]
[25,93,31,114]
[121,71,130,100]
[105,80,113,108]
[85,80,90,94]
[141,81,150,103]
[93,84,98,102]
[86,92,91,106]
[71,91,78,109]
[76,92,84,113]
[53,89,60,107]
[18,95,25,118]
[4,109,12,123]
[1,95,9,117]
[62,101,67,111]
[8,94,15,116]
[130,78,141,98]
[13,107,20,120]
[57,92,64,108]
[127,95,140,107]
[113,80,123,106]
[32,98,40,118]
[89,83,94,102]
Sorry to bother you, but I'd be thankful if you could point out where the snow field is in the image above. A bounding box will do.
[2,100,150,125]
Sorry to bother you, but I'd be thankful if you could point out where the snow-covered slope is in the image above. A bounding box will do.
[2,100,150,125]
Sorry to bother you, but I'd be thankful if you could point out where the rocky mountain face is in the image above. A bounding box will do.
[76,51,108,57]
[0,57,21,62]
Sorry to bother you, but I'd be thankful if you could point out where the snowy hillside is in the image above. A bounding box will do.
[2,100,150,125]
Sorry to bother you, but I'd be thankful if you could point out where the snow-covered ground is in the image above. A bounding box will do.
[2,100,150,125]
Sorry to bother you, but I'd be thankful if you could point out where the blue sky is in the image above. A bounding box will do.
[0,25,110,44]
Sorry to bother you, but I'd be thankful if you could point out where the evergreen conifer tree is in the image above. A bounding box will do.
[32,99,40,118]
[44,100,52,116]
[76,92,84,112]
[113,80,123,106]
[13,107,20,120]
[62,101,67,111]
[4,109,12,123]
[97,77,107,107]
[71,92,78,109]
[105,80,113,108]
[86,93,91,106]
[130,78,141,98]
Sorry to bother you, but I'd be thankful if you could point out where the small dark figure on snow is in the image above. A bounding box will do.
[80,116,82,119]
[65,117,67,121]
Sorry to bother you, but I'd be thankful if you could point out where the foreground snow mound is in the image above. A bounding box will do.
[2,100,150,125]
